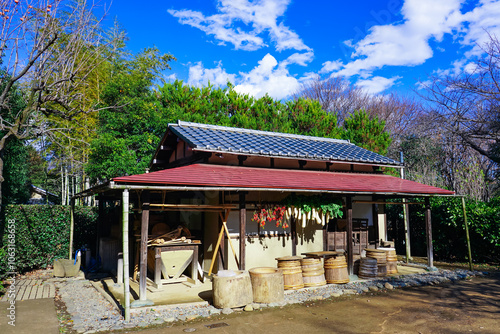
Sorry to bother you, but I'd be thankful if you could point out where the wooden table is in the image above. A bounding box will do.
[153,243,200,289]
[301,251,342,259]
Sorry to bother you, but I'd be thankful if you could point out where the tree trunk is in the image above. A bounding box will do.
[61,164,65,205]
[0,151,4,207]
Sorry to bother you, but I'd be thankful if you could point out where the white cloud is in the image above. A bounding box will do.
[463,62,479,74]
[461,0,500,56]
[234,53,301,99]
[168,0,311,52]
[335,0,464,77]
[188,62,237,87]
[166,73,178,82]
[319,60,343,74]
[356,76,401,94]
[332,0,500,84]
[185,55,302,100]
[281,51,314,67]
[173,0,500,100]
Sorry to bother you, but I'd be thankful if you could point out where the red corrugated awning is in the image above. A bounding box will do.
[112,164,454,196]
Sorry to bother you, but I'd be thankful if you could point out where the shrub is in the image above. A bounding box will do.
[387,197,500,263]
[0,205,98,278]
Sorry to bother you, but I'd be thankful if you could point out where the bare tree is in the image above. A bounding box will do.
[366,93,423,138]
[421,33,500,165]
[294,75,423,138]
[293,75,371,124]
[0,0,109,205]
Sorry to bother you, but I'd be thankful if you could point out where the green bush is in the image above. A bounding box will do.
[0,205,98,278]
[387,197,500,263]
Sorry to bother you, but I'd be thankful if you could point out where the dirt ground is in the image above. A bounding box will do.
[125,273,500,334]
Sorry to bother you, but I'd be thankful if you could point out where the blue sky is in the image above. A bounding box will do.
[104,0,500,100]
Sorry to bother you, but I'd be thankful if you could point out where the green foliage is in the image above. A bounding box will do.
[3,138,30,204]
[283,194,343,218]
[400,135,444,183]
[343,110,391,155]
[87,48,175,182]
[88,80,342,182]
[1,66,28,205]
[0,65,26,128]
[387,197,500,263]
[0,205,98,278]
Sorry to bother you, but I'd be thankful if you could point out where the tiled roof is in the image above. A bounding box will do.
[168,121,400,166]
[113,164,455,196]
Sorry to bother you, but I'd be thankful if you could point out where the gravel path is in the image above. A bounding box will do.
[53,266,488,333]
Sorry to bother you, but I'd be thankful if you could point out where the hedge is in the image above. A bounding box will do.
[0,205,98,278]
[387,196,500,263]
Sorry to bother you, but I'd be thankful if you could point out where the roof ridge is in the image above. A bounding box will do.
[169,120,351,145]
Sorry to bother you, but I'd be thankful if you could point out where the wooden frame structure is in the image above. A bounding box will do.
[70,121,456,320]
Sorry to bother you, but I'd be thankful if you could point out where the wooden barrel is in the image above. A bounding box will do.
[365,248,387,265]
[249,267,284,303]
[358,257,378,278]
[353,255,361,275]
[276,256,304,290]
[365,248,388,277]
[324,255,349,284]
[213,270,253,309]
[301,258,326,287]
[379,247,398,274]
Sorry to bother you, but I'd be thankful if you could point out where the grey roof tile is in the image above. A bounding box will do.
[168,121,400,166]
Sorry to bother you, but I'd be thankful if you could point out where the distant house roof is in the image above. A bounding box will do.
[162,121,401,167]
[113,164,454,196]
[30,185,58,198]
[29,185,58,204]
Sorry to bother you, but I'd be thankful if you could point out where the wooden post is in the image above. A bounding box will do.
[462,197,473,271]
[97,195,103,260]
[403,198,411,262]
[139,191,150,301]
[424,197,434,269]
[400,152,412,262]
[122,189,130,321]
[372,197,379,247]
[291,215,297,256]
[346,196,353,275]
[155,247,161,286]
[69,198,75,260]
[323,225,328,251]
[239,192,246,270]
[218,193,225,271]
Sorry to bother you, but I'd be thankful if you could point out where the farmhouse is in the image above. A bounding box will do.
[73,120,454,318]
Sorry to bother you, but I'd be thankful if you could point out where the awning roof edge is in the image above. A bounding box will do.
[107,183,456,197]
[112,163,455,197]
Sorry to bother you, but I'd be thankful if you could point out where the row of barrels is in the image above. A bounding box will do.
[359,248,397,278]
[277,255,349,290]
[213,248,398,308]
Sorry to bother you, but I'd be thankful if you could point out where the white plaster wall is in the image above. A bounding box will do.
[352,195,373,226]
[204,208,324,271]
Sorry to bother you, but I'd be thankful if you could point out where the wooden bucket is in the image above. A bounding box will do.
[213,270,253,309]
[301,258,326,287]
[379,247,398,274]
[324,255,349,284]
[365,249,387,265]
[359,257,378,278]
[249,267,284,304]
[276,256,304,290]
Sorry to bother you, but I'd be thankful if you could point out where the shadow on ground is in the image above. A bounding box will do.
[138,273,500,334]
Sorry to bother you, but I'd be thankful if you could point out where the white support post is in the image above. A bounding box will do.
[122,189,131,321]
